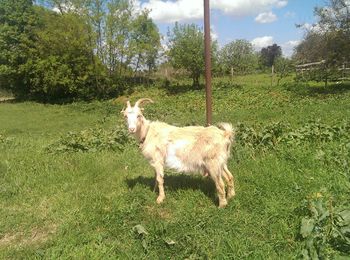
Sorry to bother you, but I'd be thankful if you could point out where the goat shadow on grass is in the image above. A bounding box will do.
[126,174,217,204]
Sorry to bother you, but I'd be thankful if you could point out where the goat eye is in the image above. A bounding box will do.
[137,115,142,118]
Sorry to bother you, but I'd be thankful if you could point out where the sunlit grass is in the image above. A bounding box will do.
[0,75,349,258]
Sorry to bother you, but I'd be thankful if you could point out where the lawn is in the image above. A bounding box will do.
[1,75,349,258]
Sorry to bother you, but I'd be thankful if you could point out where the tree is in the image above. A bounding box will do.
[0,0,38,97]
[274,57,294,85]
[130,10,161,73]
[293,32,328,63]
[105,0,133,76]
[1,0,162,100]
[295,0,350,63]
[293,0,350,86]
[23,7,107,100]
[219,39,258,75]
[167,23,205,87]
[260,43,282,69]
[316,0,350,63]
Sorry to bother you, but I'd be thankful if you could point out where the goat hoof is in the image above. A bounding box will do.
[227,190,236,200]
[156,196,165,204]
[219,200,228,208]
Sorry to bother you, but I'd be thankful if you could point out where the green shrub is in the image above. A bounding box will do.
[300,192,350,259]
[46,125,133,153]
[236,120,350,150]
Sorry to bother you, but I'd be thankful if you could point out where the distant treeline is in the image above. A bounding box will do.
[0,0,348,101]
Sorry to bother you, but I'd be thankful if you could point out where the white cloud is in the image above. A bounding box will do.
[212,0,287,17]
[211,25,219,41]
[299,22,325,33]
[284,11,295,18]
[276,0,288,8]
[52,7,60,13]
[300,22,313,31]
[255,11,277,23]
[51,3,84,14]
[281,40,300,57]
[251,36,274,50]
[141,0,203,23]
[140,0,288,23]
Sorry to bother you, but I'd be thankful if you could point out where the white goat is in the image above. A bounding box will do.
[122,98,235,207]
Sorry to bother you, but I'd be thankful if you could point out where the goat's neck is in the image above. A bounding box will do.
[135,117,150,144]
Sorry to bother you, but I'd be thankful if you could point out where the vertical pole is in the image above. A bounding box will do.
[204,0,212,126]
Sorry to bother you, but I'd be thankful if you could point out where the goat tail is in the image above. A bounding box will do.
[217,123,235,158]
[217,122,235,143]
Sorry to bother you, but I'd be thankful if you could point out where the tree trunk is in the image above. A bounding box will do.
[193,75,200,88]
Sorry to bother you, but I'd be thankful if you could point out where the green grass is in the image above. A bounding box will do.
[1,76,349,258]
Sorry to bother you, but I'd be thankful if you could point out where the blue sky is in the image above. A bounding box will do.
[136,0,326,56]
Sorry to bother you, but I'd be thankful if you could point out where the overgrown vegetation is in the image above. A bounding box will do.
[0,0,349,257]
[1,75,349,258]
[46,126,133,153]
[300,192,350,259]
[1,0,348,101]
[0,0,161,101]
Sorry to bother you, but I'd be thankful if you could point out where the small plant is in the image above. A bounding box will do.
[236,121,289,149]
[300,192,350,259]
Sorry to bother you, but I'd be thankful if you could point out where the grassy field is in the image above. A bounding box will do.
[1,75,349,259]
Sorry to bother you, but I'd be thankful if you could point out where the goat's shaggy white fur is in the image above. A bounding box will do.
[122,98,235,207]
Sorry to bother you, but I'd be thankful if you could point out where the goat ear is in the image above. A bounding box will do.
[135,98,154,108]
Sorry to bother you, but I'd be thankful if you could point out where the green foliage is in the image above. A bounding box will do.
[0,0,38,96]
[1,75,350,258]
[236,120,350,150]
[47,125,133,153]
[315,0,350,62]
[130,10,161,73]
[274,57,294,85]
[260,43,282,68]
[218,39,258,75]
[26,9,107,100]
[167,23,208,87]
[294,0,350,84]
[294,33,328,64]
[1,0,161,101]
[0,133,13,145]
[300,192,350,259]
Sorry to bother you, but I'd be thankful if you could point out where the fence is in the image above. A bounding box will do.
[296,60,350,86]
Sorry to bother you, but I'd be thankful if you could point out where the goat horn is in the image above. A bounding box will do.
[126,101,131,108]
[135,98,154,107]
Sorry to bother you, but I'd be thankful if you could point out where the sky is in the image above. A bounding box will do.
[134,0,326,57]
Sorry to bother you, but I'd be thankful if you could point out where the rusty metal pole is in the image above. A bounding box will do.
[204,0,212,126]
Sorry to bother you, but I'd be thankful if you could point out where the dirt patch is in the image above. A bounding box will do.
[0,224,58,248]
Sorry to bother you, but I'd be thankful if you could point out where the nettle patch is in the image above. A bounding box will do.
[300,192,350,259]
[46,125,134,153]
[236,120,350,149]
[47,120,350,154]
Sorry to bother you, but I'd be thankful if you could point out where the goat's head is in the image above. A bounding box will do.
[122,98,153,133]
